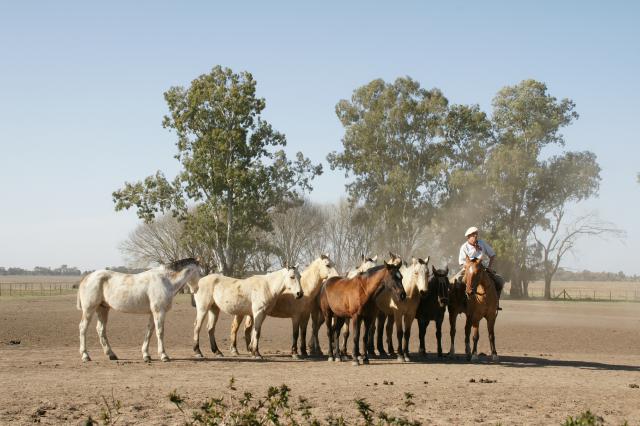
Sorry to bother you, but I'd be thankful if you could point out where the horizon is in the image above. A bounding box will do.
[0,1,637,273]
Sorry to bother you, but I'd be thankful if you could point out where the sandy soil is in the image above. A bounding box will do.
[1,294,639,425]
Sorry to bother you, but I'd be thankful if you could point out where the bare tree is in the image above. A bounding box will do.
[120,214,186,268]
[533,208,626,299]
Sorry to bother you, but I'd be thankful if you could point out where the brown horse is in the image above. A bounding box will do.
[463,255,499,362]
[319,262,406,366]
[415,266,449,358]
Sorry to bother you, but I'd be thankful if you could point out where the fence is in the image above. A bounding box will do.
[506,287,640,302]
[0,282,78,297]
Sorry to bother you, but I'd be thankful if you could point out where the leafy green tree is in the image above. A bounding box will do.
[113,66,322,275]
[328,77,449,255]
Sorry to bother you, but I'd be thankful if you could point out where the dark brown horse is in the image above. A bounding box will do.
[463,255,499,362]
[446,277,468,357]
[416,266,449,358]
[318,262,406,365]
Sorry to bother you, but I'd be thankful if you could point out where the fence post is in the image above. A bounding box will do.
[10,283,12,296]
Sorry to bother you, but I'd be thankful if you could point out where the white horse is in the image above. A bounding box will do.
[76,258,202,362]
[374,256,429,362]
[308,254,378,356]
[192,266,303,359]
[230,255,339,358]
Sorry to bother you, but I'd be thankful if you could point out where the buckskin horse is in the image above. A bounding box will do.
[463,255,499,362]
[319,261,406,366]
[415,266,449,358]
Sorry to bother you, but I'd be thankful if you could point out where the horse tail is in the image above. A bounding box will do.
[75,275,88,310]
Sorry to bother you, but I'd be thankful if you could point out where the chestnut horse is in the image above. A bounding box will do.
[415,266,449,358]
[463,255,499,362]
[319,262,406,366]
[446,278,467,357]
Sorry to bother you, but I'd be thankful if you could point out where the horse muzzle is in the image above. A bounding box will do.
[419,289,426,296]
[399,291,407,301]
[295,291,304,299]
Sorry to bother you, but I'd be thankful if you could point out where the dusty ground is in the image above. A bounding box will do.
[1,294,639,425]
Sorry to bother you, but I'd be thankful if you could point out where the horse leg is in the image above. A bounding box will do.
[192,304,208,358]
[362,316,372,364]
[340,321,350,357]
[291,315,301,359]
[299,312,310,358]
[385,314,395,356]
[351,316,361,366]
[375,312,386,357]
[435,314,443,358]
[152,309,170,362]
[464,316,472,361]
[325,310,335,362]
[470,320,480,362]
[206,306,223,357]
[96,305,117,360]
[448,311,457,357]
[79,308,95,362]
[394,312,405,363]
[334,317,345,361]
[417,317,427,358]
[309,304,324,356]
[402,314,412,362]
[142,315,154,361]
[488,314,499,362]
[250,310,267,359]
[229,315,243,356]
[244,316,253,352]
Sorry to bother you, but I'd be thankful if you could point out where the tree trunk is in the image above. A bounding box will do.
[510,266,522,298]
[544,275,552,300]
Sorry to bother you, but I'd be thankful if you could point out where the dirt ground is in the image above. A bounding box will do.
[1,294,639,425]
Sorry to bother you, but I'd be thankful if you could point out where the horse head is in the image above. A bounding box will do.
[430,265,450,307]
[284,264,304,299]
[318,254,339,280]
[410,256,430,296]
[464,255,485,293]
[383,260,407,302]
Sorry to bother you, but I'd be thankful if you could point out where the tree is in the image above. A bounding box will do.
[113,66,322,275]
[328,77,449,256]
[533,210,625,299]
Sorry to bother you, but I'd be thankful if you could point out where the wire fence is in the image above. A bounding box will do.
[507,287,640,302]
[0,282,78,297]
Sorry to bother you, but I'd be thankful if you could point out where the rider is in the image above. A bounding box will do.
[454,226,504,309]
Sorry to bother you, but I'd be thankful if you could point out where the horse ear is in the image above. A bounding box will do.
[361,253,365,261]
[425,256,430,265]
[432,265,437,275]
[371,255,378,262]
[412,257,417,265]
[445,265,449,275]
[294,263,299,269]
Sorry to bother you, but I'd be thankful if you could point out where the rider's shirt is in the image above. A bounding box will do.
[458,239,495,267]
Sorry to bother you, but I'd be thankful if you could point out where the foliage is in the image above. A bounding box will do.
[113,66,321,275]
[562,411,605,426]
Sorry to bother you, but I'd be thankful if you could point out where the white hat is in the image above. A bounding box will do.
[465,226,479,237]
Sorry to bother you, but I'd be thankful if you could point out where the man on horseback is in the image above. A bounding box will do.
[454,227,505,309]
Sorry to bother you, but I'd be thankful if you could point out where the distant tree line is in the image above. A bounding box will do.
[545,268,639,282]
[113,66,627,298]
[0,265,84,276]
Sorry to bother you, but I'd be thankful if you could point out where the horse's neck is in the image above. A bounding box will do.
[265,270,287,296]
[167,267,195,293]
[474,271,497,301]
[400,265,418,298]
[301,263,322,297]
[361,269,386,299]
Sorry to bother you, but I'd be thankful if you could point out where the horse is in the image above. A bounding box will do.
[319,261,406,366]
[229,255,338,358]
[374,257,429,362]
[446,277,468,357]
[307,254,378,356]
[76,258,202,362]
[463,255,499,362]
[415,266,450,358]
[192,265,303,359]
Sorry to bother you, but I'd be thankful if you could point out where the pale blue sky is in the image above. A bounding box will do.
[0,1,638,272]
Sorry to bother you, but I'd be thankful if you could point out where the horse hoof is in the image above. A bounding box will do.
[334,357,342,363]
[161,356,171,362]
[471,354,479,363]
[300,351,308,358]
[194,352,204,359]
[404,356,411,363]
[396,355,405,363]
[362,358,370,365]
[292,353,300,360]
[108,353,118,361]
[230,350,239,357]
[82,354,91,362]
[143,355,151,362]
[492,354,500,362]
[376,351,387,358]
[351,360,360,366]
[214,352,224,358]
[327,356,334,362]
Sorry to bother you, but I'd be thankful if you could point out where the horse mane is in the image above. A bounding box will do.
[362,264,387,277]
[166,258,199,271]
